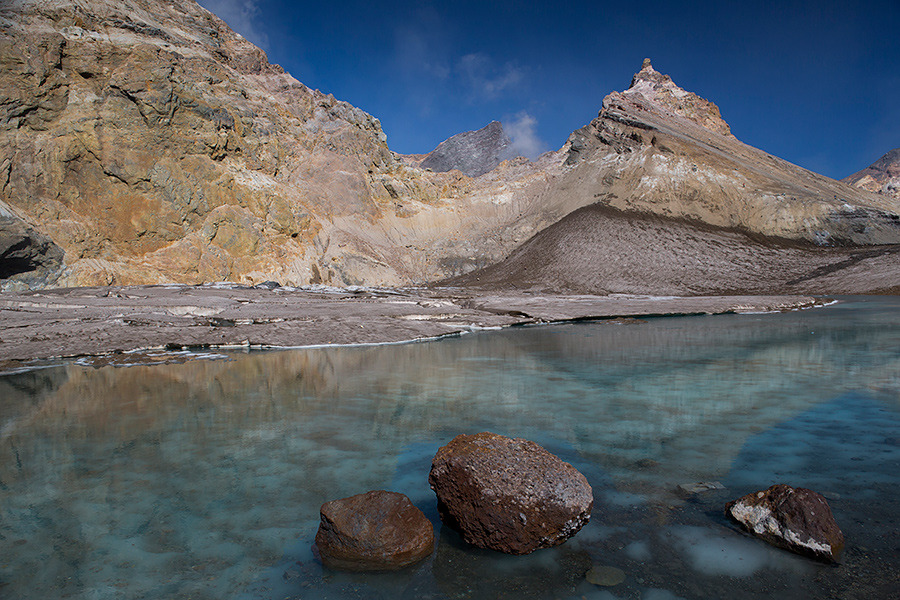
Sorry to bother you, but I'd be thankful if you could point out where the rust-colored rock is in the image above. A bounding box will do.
[314,490,434,571]
[726,484,844,563]
[428,432,593,555]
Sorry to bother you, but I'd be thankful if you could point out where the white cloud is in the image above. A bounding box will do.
[196,0,269,49]
[457,53,523,100]
[504,111,548,160]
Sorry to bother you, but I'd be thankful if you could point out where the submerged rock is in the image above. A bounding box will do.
[586,564,626,586]
[314,490,434,571]
[432,527,593,599]
[725,484,844,563]
[676,481,725,498]
[428,432,593,555]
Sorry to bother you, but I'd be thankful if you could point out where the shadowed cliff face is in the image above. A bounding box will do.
[1,0,898,293]
[0,201,63,282]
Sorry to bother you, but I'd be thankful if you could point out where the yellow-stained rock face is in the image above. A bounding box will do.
[1,2,898,291]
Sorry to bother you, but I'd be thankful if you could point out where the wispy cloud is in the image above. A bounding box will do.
[504,111,549,159]
[394,27,451,81]
[457,53,523,100]
[196,0,269,49]
[391,9,455,116]
[392,15,525,112]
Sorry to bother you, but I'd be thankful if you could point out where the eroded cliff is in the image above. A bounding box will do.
[1,1,898,293]
[0,0,557,289]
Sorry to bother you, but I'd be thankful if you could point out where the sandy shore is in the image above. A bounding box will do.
[0,283,824,367]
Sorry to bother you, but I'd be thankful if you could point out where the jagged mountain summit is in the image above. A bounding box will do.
[843,148,900,200]
[416,121,521,177]
[555,59,900,246]
[0,0,897,295]
[626,58,733,137]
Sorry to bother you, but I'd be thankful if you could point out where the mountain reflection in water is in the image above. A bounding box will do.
[0,297,898,599]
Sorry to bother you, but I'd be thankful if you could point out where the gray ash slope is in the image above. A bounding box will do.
[446,203,900,296]
[419,121,521,177]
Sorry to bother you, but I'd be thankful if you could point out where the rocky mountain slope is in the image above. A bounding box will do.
[0,0,559,290]
[1,1,898,294]
[414,121,520,177]
[843,148,900,200]
[551,59,900,246]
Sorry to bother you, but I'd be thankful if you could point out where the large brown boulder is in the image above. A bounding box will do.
[314,490,434,571]
[428,432,593,555]
[726,484,845,563]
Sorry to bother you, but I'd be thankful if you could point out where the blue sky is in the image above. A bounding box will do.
[197,0,899,179]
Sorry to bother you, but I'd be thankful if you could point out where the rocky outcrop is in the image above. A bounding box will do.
[314,490,434,571]
[726,484,844,563]
[0,203,63,283]
[418,121,520,177]
[843,148,900,200]
[627,58,732,137]
[428,432,593,555]
[557,60,900,246]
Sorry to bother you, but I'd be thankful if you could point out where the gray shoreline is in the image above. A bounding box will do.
[0,284,825,367]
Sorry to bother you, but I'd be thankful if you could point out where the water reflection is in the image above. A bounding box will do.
[0,297,898,599]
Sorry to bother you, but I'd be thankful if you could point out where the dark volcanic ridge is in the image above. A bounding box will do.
[446,203,900,296]
[418,121,521,177]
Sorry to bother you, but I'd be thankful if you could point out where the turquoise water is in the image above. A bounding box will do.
[1,296,899,599]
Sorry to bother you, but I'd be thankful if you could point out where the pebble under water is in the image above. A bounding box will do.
[1,296,899,599]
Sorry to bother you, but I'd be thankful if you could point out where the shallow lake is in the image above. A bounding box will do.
[1,296,899,599]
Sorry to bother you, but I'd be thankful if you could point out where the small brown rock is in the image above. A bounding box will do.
[315,490,434,571]
[428,432,593,555]
[725,484,844,563]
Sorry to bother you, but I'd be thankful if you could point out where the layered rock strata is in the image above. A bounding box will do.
[555,59,900,246]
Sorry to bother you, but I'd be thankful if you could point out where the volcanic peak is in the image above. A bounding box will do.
[419,121,520,177]
[843,148,900,199]
[623,58,733,137]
